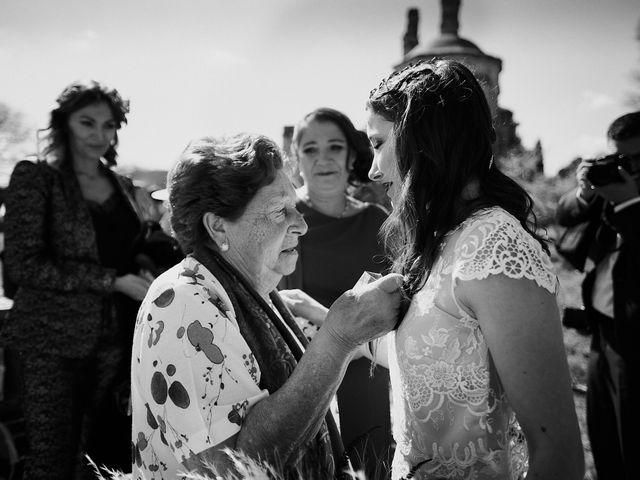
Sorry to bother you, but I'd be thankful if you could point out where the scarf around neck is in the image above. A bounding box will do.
[193,246,345,479]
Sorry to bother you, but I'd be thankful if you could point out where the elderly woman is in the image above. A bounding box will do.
[131,133,403,479]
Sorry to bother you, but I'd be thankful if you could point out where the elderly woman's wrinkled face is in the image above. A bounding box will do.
[224,170,307,293]
[297,120,352,196]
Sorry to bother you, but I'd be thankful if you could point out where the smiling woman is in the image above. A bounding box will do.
[366,114,401,205]
[0,79,152,478]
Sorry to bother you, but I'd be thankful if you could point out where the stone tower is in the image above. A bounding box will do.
[396,0,539,166]
[396,1,502,120]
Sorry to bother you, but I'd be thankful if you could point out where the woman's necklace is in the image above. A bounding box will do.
[306,194,349,218]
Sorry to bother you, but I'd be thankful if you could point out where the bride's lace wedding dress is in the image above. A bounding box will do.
[388,207,558,479]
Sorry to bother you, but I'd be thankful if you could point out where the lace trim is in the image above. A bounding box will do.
[452,209,557,294]
[393,425,528,480]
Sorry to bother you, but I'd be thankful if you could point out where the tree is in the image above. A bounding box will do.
[0,101,33,186]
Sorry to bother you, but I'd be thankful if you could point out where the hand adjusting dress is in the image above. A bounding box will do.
[388,208,558,480]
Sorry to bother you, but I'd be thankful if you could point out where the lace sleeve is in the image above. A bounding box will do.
[452,210,558,294]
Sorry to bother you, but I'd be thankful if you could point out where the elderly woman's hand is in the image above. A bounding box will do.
[323,273,404,352]
[279,289,328,326]
[218,273,403,471]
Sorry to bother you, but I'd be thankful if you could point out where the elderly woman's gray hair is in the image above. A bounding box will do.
[167,134,284,254]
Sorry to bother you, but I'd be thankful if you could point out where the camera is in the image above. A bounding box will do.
[585,153,636,186]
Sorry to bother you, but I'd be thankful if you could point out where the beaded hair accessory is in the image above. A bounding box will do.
[369,61,436,99]
[369,60,478,121]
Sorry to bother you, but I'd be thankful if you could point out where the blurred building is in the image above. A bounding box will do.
[398,0,544,175]
[282,0,544,178]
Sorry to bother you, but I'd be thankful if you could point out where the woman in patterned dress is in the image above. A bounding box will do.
[363,60,584,479]
[131,134,404,479]
[1,80,151,478]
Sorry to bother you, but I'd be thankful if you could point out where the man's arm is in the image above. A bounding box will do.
[556,159,601,226]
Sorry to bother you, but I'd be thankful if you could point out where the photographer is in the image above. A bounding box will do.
[556,111,640,480]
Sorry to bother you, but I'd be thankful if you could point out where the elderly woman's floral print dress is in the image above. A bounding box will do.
[131,257,268,479]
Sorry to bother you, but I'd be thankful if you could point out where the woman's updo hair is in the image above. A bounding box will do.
[168,133,283,254]
[291,107,373,186]
[46,79,129,166]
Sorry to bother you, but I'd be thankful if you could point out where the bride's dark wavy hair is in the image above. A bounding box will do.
[367,59,546,298]
[44,79,129,166]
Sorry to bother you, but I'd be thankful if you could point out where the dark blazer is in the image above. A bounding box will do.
[556,190,640,362]
[1,159,143,358]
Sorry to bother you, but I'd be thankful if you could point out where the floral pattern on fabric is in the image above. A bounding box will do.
[389,208,558,480]
[453,210,557,294]
[131,257,268,479]
[294,317,320,343]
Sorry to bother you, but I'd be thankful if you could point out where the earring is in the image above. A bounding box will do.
[220,242,229,252]
[488,155,495,169]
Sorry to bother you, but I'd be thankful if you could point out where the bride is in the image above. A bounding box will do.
[361,59,584,479]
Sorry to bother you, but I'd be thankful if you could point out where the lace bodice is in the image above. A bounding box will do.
[389,208,557,480]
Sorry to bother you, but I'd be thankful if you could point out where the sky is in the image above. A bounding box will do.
[0,0,638,178]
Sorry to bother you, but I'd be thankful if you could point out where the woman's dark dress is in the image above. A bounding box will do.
[84,191,141,472]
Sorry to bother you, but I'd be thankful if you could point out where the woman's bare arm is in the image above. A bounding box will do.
[458,274,584,480]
